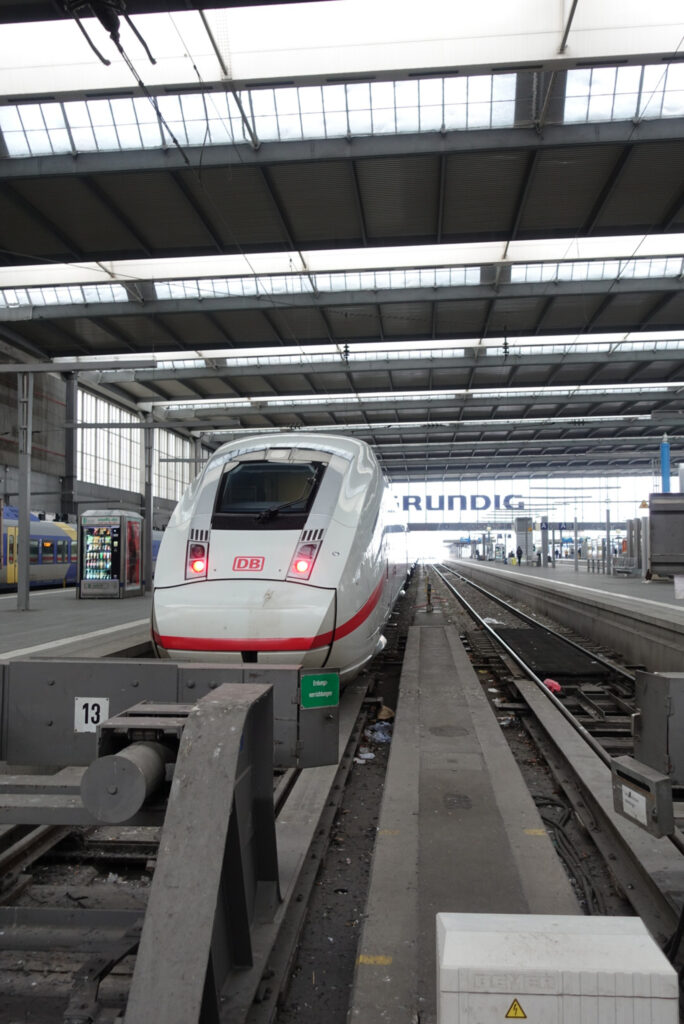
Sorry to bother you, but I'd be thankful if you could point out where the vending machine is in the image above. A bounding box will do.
[79,510,144,598]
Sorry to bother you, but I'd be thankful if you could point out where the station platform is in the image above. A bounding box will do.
[475,556,682,608]
[449,558,684,674]
[0,587,152,660]
[348,607,580,1024]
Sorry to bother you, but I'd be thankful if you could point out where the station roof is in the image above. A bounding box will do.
[1,1,684,481]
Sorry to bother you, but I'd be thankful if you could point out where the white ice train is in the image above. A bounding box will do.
[151,433,411,681]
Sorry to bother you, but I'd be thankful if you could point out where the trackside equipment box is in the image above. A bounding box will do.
[437,913,677,1023]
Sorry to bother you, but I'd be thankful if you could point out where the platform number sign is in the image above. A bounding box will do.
[74,697,110,733]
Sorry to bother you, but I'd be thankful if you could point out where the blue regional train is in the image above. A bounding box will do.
[0,506,163,590]
[0,506,78,589]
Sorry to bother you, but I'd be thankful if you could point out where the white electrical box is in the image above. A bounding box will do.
[437,913,678,1023]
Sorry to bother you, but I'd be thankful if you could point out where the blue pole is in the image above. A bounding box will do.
[661,433,671,493]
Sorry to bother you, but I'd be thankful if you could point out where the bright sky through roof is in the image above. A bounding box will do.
[2,235,684,289]
[1,1,683,96]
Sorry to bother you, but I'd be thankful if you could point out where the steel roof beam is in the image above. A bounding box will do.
[11,275,683,323]
[2,119,684,182]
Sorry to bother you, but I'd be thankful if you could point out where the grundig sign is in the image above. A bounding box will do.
[402,494,525,512]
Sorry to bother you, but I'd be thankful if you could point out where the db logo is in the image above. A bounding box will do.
[233,556,265,571]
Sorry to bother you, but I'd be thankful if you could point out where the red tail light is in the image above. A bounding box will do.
[186,540,209,579]
[287,541,320,581]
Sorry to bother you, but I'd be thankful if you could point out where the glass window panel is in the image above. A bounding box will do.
[70,126,96,149]
[116,123,142,149]
[180,93,205,120]
[254,115,279,140]
[566,68,590,96]
[323,111,347,136]
[93,125,119,149]
[46,128,71,153]
[207,118,232,144]
[300,113,326,137]
[87,99,114,128]
[491,100,515,127]
[0,107,22,131]
[612,92,638,119]
[590,67,617,95]
[110,96,137,123]
[564,96,588,122]
[277,114,302,140]
[41,103,66,129]
[64,101,91,127]
[396,105,419,132]
[467,102,491,129]
[185,120,210,145]
[465,267,481,284]
[418,78,443,105]
[394,79,419,107]
[372,106,396,133]
[419,103,442,131]
[348,108,373,133]
[616,66,643,92]
[274,88,300,116]
[444,77,468,104]
[1,134,29,157]
[640,66,665,116]
[139,121,163,147]
[468,76,492,104]
[133,95,158,124]
[298,86,323,115]
[322,84,346,112]
[370,81,395,108]
[444,102,467,130]
[346,82,371,110]
[250,89,276,116]
[588,94,614,121]
[493,74,516,101]
[24,130,51,153]
[18,104,47,130]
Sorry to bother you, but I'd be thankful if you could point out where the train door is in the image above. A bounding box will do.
[6,525,17,585]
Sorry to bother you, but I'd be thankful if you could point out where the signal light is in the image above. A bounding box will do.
[186,540,208,580]
[287,540,320,581]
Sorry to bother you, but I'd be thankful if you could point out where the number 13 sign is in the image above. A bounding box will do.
[74,697,110,734]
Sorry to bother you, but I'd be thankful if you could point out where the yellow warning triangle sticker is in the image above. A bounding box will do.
[505,999,527,1019]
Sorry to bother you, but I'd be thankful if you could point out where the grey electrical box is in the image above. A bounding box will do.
[634,670,684,785]
[611,754,674,837]
[648,493,684,575]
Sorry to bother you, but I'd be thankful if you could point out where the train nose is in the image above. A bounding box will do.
[152,579,336,664]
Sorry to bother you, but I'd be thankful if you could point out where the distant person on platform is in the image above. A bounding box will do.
[516,545,523,565]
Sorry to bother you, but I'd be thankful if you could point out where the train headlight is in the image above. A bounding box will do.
[287,541,320,581]
[186,541,209,579]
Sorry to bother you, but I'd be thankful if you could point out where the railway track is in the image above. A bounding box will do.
[434,562,637,755]
[430,563,684,982]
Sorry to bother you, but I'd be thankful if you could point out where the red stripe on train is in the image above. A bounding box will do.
[153,577,385,653]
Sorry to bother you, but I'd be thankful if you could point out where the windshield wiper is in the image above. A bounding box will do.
[256,478,315,522]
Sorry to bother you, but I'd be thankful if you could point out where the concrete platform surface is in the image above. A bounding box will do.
[349,610,578,1024]
[0,587,152,659]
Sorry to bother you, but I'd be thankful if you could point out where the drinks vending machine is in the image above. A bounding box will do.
[78,509,144,598]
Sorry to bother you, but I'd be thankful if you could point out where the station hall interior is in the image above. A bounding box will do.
[1,0,684,557]
[2,3,684,1024]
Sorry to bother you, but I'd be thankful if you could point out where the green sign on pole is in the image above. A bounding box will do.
[300,671,340,709]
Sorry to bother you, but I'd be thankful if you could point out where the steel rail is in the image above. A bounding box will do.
[431,565,684,868]
[432,564,612,766]
[436,561,635,684]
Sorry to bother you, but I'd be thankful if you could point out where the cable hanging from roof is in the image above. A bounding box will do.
[62,1,156,68]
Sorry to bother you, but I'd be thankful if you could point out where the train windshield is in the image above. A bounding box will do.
[212,460,324,530]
